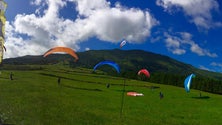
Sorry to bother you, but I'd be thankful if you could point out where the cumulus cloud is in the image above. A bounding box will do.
[4,0,158,58]
[156,0,222,30]
[210,62,222,72]
[165,37,186,55]
[199,65,211,71]
[189,42,217,57]
[31,0,43,6]
[211,62,222,67]
[199,62,222,72]
[163,31,217,57]
[85,47,90,51]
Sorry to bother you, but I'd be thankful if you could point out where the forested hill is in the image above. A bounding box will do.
[2,49,222,79]
[2,49,222,94]
[77,49,207,75]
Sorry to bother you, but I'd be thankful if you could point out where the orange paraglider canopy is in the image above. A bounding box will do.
[43,47,79,61]
[127,92,144,96]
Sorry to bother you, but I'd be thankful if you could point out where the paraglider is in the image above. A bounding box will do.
[93,60,120,73]
[159,92,164,99]
[184,73,195,92]
[119,39,127,48]
[43,47,79,61]
[127,92,144,96]
[137,69,150,78]
[0,0,7,64]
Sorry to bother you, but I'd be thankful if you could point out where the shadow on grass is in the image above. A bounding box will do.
[0,76,9,80]
[39,72,160,95]
[44,68,123,80]
[61,84,102,92]
[115,86,160,93]
[0,120,14,125]
[192,96,210,99]
[39,73,158,88]
[39,73,101,84]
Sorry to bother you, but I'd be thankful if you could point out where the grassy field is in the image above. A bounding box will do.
[0,65,222,125]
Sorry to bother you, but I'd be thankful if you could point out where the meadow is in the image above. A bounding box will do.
[0,65,222,125]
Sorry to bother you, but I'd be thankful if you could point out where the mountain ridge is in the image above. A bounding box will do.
[2,49,222,94]
[2,49,221,80]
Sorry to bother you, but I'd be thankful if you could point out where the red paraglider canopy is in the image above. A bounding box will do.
[137,69,150,78]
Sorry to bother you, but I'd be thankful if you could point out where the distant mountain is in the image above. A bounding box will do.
[2,49,222,80]
[3,49,222,94]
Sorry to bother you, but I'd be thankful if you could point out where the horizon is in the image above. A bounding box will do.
[3,48,217,74]
[3,0,222,73]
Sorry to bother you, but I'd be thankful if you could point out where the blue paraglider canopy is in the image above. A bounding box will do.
[93,60,120,73]
[184,73,195,92]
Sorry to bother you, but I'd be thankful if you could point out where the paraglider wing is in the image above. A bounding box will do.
[119,40,127,48]
[0,0,7,64]
[127,92,144,96]
[93,61,120,73]
[138,69,150,78]
[43,47,79,61]
[184,74,195,92]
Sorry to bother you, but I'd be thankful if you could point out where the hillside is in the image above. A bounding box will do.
[2,49,222,79]
[1,67,222,125]
[2,49,222,94]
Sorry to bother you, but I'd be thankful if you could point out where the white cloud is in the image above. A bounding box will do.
[5,22,49,58]
[163,31,217,57]
[165,37,186,55]
[31,0,43,6]
[85,47,90,51]
[156,0,222,29]
[189,42,217,57]
[210,62,222,72]
[199,65,211,71]
[211,62,222,67]
[5,0,158,58]
[70,0,110,16]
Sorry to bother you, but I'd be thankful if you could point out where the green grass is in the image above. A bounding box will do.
[0,66,222,125]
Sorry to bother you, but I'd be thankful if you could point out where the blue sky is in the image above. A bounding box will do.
[3,0,222,73]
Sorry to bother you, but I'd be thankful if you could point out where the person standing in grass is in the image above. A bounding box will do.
[106,83,110,88]
[159,92,164,99]
[58,77,61,85]
[10,72,13,80]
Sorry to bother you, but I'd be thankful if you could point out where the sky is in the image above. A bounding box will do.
[3,0,222,73]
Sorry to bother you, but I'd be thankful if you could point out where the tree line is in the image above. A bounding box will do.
[118,71,222,94]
